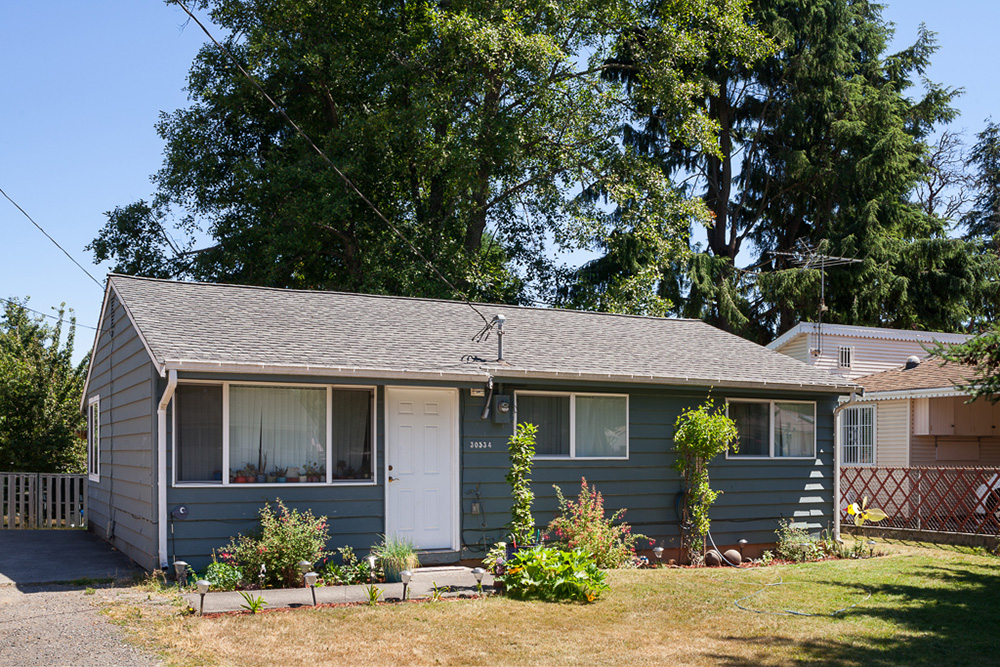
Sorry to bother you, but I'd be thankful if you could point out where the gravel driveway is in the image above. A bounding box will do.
[0,583,161,667]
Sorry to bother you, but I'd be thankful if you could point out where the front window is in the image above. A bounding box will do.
[87,397,100,480]
[727,400,816,459]
[173,383,374,485]
[515,392,628,459]
[841,405,874,465]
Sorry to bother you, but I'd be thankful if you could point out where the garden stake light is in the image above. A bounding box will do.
[400,570,412,600]
[298,560,312,576]
[304,572,319,605]
[368,554,377,583]
[652,546,664,567]
[173,561,189,588]
[738,539,748,559]
[196,580,210,615]
[471,567,486,594]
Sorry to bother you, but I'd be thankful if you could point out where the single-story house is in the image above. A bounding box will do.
[844,357,1000,468]
[767,322,970,381]
[82,275,855,571]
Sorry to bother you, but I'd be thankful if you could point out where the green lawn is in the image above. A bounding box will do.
[105,539,1000,666]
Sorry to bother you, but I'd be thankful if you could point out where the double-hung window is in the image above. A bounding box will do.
[173,383,374,485]
[87,396,100,481]
[515,391,628,459]
[727,399,816,459]
[841,405,874,465]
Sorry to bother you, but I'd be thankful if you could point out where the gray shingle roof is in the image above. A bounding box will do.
[107,274,854,392]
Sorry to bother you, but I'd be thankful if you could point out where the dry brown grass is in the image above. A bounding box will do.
[105,539,1000,667]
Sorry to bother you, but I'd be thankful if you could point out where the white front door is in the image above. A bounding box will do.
[385,387,458,551]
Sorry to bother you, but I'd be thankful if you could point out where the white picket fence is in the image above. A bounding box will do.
[1,472,87,529]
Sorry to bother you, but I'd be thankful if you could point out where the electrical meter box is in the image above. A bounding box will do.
[492,394,512,423]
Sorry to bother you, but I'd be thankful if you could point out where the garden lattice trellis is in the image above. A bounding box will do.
[841,467,1000,536]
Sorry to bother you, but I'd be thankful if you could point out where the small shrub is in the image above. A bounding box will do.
[322,545,383,585]
[547,477,648,568]
[204,557,243,591]
[498,545,608,602]
[483,541,508,575]
[775,519,822,563]
[219,498,330,588]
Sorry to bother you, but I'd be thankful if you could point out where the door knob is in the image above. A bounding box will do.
[388,476,396,483]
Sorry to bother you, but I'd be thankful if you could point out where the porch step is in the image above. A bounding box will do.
[416,551,462,566]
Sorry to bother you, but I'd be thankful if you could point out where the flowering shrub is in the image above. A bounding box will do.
[498,545,607,602]
[546,477,648,568]
[219,498,330,588]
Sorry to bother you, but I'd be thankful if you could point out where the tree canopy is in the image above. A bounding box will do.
[0,300,88,473]
[90,0,769,310]
[565,0,999,340]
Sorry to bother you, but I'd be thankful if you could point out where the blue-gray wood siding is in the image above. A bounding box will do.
[161,373,837,571]
[85,291,159,570]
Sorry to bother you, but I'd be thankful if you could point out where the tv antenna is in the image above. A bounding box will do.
[770,239,863,356]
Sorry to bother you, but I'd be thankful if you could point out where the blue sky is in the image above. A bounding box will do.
[1,1,996,365]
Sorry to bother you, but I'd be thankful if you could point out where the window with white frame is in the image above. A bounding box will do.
[838,346,853,369]
[515,392,628,459]
[87,396,100,479]
[173,383,374,484]
[841,405,874,465]
[727,399,816,459]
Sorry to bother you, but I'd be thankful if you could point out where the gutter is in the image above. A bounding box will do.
[831,389,863,542]
[156,369,177,568]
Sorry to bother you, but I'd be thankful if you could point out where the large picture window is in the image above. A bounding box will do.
[841,405,874,465]
[727,399,816,459]
[87,396,100,480]
[515,392,628,459]
[173,383,374,485]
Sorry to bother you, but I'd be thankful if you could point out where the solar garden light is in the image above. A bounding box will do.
[173,561,189,588]
[471,567,486,594]
[368,554,377,583]
[298,560,312,576]
[652,546,664,567]
[196,580,210,615]
[304,572,319,606]
[400,570,412,601]
[738,539,748,559]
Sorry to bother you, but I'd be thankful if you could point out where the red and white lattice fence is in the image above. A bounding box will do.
[840,467,1000,536]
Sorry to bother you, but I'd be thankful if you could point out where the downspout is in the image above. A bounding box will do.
[832,390,861,542]
[157,369,177,568]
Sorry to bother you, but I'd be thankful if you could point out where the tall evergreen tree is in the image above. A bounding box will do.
[570,0,997,339]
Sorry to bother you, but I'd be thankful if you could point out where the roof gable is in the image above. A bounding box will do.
[768,322,971,353]
[103,275,855,392]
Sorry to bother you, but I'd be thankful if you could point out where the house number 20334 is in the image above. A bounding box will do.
[469,441,492,449]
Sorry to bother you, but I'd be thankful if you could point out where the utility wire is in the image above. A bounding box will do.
[0,185,103,289]
[174,1,490,327]
[0,297,98,330]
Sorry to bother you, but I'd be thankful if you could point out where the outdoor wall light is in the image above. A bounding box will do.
[652,546,664,566]
[400,570,413,600]
[196,580,210,615]
[173,560,189,587]
[471,567,486,594]
[738,539,748,559]
[304,572,319,606]
[298,560,312,575]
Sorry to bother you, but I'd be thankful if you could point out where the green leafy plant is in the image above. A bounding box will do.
[237,590,267,614]
[372,535,419,582]
[203,550,243,591]
[671,398,738,564]
[218,498,330,588]
[483,541,508,575]
[498,545,608,602]
[759,550,774,566]
[430,582,450,602]
[506,422,538,545]
[775,519,823,563]
[547,477,648,569]
[322,546,383,585]
[363,584,383,606]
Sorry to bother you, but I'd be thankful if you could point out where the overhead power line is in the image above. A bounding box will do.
[0,185,103,289]
[174,2,491,328]
[0,297,98,330]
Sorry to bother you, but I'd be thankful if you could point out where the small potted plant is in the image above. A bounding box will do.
[304,461,324,483]
[273,467,287,483]
[372,535,419,583]
[286,466,300,483]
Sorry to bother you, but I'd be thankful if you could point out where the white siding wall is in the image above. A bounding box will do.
[806,334,943,380]
[875,400,909,466]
